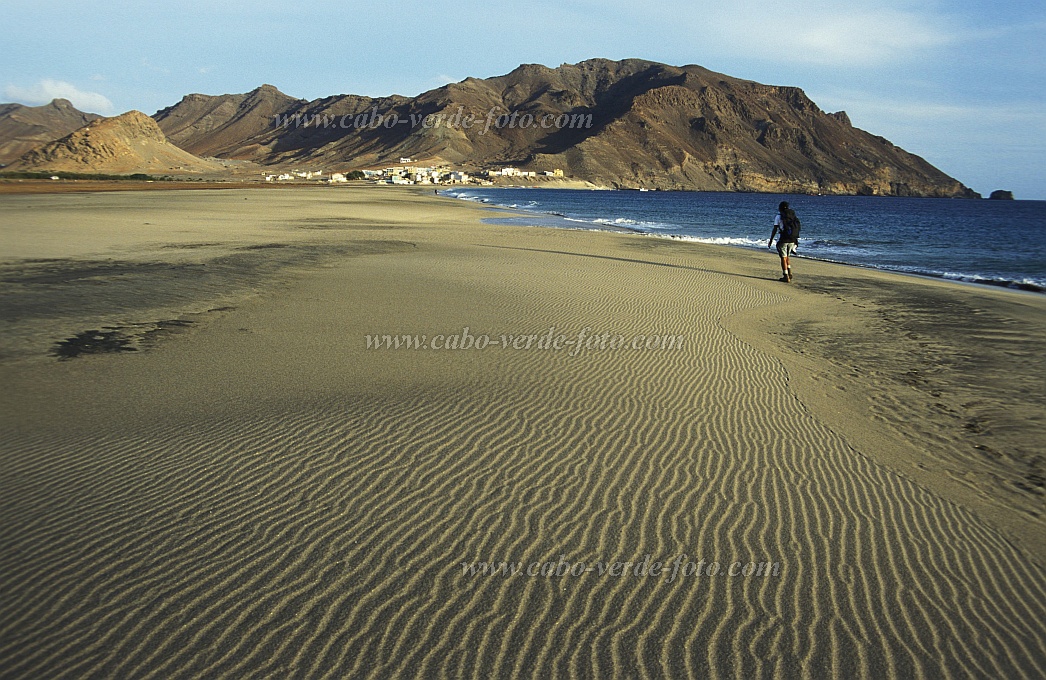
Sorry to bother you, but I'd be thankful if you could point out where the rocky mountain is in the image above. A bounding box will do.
[153,84,412,166]
[151,59,977,197]
[0,99,101,166]
[6,110,224,175]
[153,84,305,159]
[0,60,978,196]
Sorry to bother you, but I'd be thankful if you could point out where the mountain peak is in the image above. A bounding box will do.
[250,84,290,98]
[3,58,973,196]
[143,58,976,196]
[81,110,168,144]
[0,98,102,165]
[8,108,221,174]
[152,85,303,159]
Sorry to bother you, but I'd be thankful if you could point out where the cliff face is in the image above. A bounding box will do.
[0,99,101,165]
[514,62,978,197]
[7,110,223,174]
[151,60,975,196]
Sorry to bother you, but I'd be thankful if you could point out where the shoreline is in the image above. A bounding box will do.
[2,185,1044,677]
[10,177,1045,199]
[444,186,1046,295]
[482,213,1046,296]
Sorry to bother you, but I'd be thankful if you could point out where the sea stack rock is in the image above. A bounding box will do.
[989,190,1014,200]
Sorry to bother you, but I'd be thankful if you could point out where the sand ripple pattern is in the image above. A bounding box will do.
[2,259,1045,679]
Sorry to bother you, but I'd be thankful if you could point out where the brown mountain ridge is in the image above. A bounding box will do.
[153,84,306,159]
[4,60,978,196]
[6,110,224,175]
[153,59,977,197]
[0,99,101,166]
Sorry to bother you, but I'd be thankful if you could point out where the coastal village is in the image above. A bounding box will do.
[264,159,565,186]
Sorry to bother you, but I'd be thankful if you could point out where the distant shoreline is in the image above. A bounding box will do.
[446,186,1046,294]
[8,177,1036,198]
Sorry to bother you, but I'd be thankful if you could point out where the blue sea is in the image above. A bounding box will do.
[444,188,1046,292]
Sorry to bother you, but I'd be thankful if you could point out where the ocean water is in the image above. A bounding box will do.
[444,188,1046,292]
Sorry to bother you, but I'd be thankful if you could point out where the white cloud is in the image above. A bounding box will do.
[814,89,1046,129]
[4,79,114,113]
[432,74,460,87]
[707,4,958,67]
[789,11,953,64]
[139,57,170,75]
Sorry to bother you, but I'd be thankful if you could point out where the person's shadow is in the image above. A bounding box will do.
[474,244,775,282]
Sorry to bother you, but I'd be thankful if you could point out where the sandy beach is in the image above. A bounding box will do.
[1,185,1044,678]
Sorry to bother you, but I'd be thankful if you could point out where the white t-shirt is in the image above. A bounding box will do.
[773,214,782,228]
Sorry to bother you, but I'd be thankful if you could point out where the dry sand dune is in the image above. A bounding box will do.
[1,187,1044,678]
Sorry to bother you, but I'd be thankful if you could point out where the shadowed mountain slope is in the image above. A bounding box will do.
[0,99,102,166]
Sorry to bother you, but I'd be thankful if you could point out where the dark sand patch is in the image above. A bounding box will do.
[781,274,1045,542]
[0,240,418,361]
[52,319,196,359]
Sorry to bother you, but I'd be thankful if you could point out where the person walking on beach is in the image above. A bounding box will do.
[768,201,800,282]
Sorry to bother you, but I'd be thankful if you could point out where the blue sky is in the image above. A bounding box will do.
[3,1,1043,198]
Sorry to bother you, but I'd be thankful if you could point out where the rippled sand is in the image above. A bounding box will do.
[1,186,1044,678]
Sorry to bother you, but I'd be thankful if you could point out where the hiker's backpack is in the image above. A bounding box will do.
[782,208,801,241]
